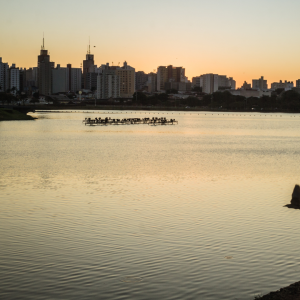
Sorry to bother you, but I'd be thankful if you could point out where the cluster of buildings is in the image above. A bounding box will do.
[1,38,300,101]
[192,75,300,98]
[0,39,136,100]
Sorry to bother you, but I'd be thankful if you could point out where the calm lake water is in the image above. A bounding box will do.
[1,110,300,300]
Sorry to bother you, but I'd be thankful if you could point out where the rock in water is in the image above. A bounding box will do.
[291,184,300,207]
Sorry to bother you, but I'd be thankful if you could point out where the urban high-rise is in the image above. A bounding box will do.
[37,38,52,95]
[111,61,135,98]
[157,65,185,91]
[9,64,20,93]
[252,76,268,90]
[67,64,82,93]
[97,69,120,99]
[0,57,9,92]
[83,45,95,89]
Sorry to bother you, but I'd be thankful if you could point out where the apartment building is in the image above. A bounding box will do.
[252,76,268,90]
[52,64,69,94]
[192,76,201,87]
[157,65,185,91]
[241,81,251,89]
[135,71,148,90]
[9,64,20,93]
[113,61,135,98]
[147,72,157,93]
[200,74,235,94]
[0,57,9,92]
[271,80,293,90]
[70,68,82,93]
[24,67,38,92]
[97,69,120,99]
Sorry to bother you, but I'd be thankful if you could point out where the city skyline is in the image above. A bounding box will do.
[2,0,300,88]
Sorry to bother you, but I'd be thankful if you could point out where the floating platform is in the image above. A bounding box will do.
[83,117,178,126]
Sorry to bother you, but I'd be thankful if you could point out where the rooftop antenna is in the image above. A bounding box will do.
[41,32,45,50]
[88,36,91,55]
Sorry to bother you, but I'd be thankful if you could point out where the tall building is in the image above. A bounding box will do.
[135,71,148,90]
[97,69,120,99]
[202,74,216,94]
[113,61,135,98]
[19,68,26,93]
[157,65,185,91]
[0,57,9,92]
[52,64,69,94]
[271,80,293,90]
[9,64,20,93]
[228,77,236,90]
[252,76,267,90]
[83,45,95,89]
[200,74,235,94]
[296,80,300,88]
[192,76,201,87]
[147,72,157,93]
[85,73,98,91]
[38,38,53,95]
[66,64,82,93]
[25,67,38,92]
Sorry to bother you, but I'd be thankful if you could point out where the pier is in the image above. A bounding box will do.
[83,117,178,126]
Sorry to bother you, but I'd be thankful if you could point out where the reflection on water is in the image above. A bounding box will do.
[1,111,300,300]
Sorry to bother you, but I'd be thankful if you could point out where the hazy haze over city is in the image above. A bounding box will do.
[1,0,300,87]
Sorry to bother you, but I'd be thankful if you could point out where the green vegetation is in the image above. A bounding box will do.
[126,89,300,112]
[192,86,202,92]
[0,108,35,121]
[0,92,17,104]
[199,89,300,111]
[166,88,178,94]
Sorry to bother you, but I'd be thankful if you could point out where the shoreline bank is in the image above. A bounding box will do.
[28,105,300,114]
[255,281,300,299]
[0,108,35,121]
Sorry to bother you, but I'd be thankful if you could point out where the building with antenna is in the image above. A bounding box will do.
[83,40,95,89]
[37,36,53,95]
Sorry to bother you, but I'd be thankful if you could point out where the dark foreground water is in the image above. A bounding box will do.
[1,111,300,300]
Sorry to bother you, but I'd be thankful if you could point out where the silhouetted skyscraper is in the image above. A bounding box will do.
[38,37,52,95]
[0,57,9,92]
[83,43,94,89]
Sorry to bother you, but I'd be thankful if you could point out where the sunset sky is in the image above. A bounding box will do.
[1,0,300,87]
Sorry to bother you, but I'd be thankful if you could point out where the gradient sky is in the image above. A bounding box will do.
[1,0,300,87]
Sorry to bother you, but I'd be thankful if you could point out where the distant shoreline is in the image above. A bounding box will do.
[2,104,300,115]
[27,105,300,114]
